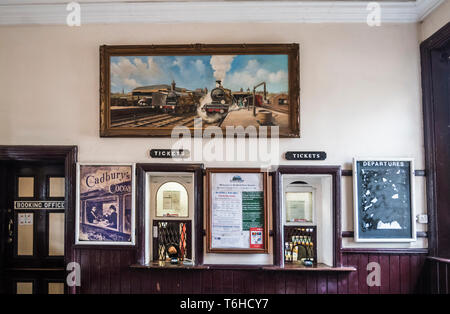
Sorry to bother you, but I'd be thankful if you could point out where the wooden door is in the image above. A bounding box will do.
[431,42,450,258]
[421,22,450,262]
[2,161,66,294]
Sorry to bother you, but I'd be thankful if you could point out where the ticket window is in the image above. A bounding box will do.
[282,177,317,266]
[284,182,315,225]
[281,174,333,267]
[146,172,195,264]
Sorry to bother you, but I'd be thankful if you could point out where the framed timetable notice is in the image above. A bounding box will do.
[206,169,269,253]
[353,158,416,242]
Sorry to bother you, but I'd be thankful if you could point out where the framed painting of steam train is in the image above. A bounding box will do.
[99,44,300,137]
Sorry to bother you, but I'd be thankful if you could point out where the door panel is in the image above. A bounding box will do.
[48,212,65,256]
[431,43,450,257]
[2,161,66,294]
[16,281,34,294]
[16,213,34,256]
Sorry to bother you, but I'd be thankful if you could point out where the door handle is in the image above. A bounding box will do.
[7,216,13,243]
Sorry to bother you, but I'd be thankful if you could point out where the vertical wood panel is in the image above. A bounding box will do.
[439,262,447,294]
[120,250,131,294]
[202,269,213,293]
[389,255,400,294]
[317,274,327,294]
[263,272,276,294]
[417,255,426,294]
[151,270,161,294]
[358,254,368,294]
[285,272,296,294]
[89,250,101,294]
[142,271,153,294]
[306,273,317,294]
[170,271,180,293]
[222,270,233,294]
[446,264,449,294]
[174,271,183,294]
[180,271,194,294]
[129,252,142,294]
[80,249,90,294]
[379,255,390,294]
[110,251,121,294]
[275,272,286,294]
[158,270,169,293]
[100,250,111,294]
[232,271,244,294]
[295,272,307,294]
[400,255,411,294]
[368,254,380,294]
[242,271,254,294]
[409,255,419,294]
[337,255,348,294]
[253,271,265,294]
[428,259,438,294]
[347,254,359,294]
[327,273,338,294]
[191,270,202,294]
[212,270,223,293]
[130,270,142,294]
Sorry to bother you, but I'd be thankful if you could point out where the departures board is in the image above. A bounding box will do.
[353,159,416,242]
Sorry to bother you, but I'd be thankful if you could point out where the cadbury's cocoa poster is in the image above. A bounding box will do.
[76,164,135,245]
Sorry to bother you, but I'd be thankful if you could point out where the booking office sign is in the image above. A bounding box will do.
[353,158,416,242]
[75,163,136,245]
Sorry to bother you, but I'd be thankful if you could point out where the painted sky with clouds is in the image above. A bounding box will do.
[110,54,288,94]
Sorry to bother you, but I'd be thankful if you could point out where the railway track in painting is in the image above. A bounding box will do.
[111,112,220,129]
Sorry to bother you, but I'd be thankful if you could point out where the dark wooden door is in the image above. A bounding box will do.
[431,42,450,258]
[1,161,66,294]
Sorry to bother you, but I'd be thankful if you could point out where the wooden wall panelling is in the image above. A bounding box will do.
[68,252,429,294]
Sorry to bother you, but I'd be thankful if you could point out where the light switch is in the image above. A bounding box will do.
[417,214,428,224]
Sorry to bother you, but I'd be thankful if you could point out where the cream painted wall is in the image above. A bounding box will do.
[0,22,427,249]
[421,0,450,41]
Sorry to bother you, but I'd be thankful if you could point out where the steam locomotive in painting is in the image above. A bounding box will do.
[202,80,235,115]
[134,81,203,114]
[160,90,201,114]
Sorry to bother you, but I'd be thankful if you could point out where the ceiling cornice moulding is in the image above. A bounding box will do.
[0,0,445,25]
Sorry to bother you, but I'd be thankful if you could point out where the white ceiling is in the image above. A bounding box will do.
[0,0,419,3]
[0,0,444,25]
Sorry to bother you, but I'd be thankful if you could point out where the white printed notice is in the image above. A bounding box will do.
[211,172,264,249]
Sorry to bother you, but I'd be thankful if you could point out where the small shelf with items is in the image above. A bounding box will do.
[152,220,192,264]
[284,226,317,266]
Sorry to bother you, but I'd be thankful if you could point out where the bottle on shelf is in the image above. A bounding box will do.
[292,242,298,262]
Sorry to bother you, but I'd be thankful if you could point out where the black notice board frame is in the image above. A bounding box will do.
[352,158,416,242]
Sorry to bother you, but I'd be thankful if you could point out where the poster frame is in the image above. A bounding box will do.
[75,162,136,246]
[206,168,269,253]
[352,158,416,243]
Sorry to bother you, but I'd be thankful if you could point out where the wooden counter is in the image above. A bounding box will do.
[130,262,209,270]
[262,263,357,272]
[130,262,356,272]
